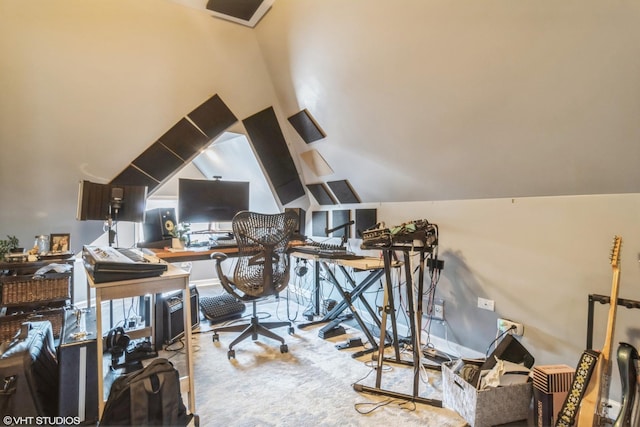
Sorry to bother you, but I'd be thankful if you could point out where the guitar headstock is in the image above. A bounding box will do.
[610,235,622,268]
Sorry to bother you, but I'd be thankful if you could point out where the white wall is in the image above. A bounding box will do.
[307,193,640,404]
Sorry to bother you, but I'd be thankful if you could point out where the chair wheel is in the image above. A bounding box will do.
[228,349,236,359]
[288,326,294,335]
[280,344,288,353]
[212,333,219,342]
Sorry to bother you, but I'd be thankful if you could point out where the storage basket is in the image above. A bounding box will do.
[0,307,66,342]
[1,272,71,305]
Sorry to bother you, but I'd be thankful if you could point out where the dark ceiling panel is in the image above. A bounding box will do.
[306,183,336,206]
[288,109,326,144]
[132,142,184,182]
[187,94,238,139]
[243,106,305,205]
[327,180,360,204]
[158,118,210,160]
[111,166,159,193]
[274,178,306,205]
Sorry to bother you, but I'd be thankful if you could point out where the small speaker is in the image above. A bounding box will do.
[155,286,200,345]
[143,208,177,243]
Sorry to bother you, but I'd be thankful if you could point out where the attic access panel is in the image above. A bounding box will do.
[206,0,274,27]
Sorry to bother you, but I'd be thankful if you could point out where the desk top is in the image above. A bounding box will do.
[150,246,238,263]
[151,240,306,263]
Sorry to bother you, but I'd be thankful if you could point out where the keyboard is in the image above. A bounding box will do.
[294,245,363,260]
[83,245,168,283]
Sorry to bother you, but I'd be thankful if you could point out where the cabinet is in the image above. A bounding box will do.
[0,256,74,343]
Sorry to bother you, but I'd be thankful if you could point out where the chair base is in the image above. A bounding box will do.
[211,301,293,359]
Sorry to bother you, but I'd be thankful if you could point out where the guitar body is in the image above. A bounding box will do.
[613,342,638,427]
[576,236,622,426]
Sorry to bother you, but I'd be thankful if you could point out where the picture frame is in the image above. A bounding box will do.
[50,233,70,253]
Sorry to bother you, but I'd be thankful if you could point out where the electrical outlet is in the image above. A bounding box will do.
[478,297,495,311]
[497,318,524,336]
[431,299,445,321]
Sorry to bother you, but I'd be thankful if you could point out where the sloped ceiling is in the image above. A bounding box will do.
[250,1,640,203]
[2,0,640,247]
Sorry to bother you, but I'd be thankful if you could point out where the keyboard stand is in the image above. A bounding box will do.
[293,253,388,356]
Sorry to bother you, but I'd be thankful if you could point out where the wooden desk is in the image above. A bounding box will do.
[86,264,196,418]
[151,241,305,263]
[151,246,239,263]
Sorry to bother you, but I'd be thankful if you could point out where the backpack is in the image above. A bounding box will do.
[100,358,195,426]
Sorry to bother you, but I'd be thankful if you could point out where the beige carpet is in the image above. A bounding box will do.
[166,295,470,427]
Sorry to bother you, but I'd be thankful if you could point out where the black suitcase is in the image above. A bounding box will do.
[0,321,59,418]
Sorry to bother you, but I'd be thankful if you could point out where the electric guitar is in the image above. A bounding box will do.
[577,235,623,426]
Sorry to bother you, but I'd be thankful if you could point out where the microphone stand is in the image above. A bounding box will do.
[325,220,355,246]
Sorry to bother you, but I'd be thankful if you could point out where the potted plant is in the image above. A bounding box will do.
[170,223,190,250]
[0,235,21,259]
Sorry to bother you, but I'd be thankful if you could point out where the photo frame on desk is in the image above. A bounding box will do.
[50,233,70,253]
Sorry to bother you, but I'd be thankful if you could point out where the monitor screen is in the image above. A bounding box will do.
[178,179,250,224]
[76,180,147,223]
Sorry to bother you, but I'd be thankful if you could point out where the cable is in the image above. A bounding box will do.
[484,325,516,358]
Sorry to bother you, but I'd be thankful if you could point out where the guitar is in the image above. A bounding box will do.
[577,235,623,426]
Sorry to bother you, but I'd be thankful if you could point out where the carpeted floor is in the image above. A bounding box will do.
[164,290,471,427]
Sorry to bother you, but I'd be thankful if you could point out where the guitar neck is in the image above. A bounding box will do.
[601,268,621,363]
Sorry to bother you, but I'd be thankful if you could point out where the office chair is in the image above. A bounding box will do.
[210,210,299,359]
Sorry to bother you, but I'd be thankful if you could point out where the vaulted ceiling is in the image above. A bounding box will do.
[1,0,640,245]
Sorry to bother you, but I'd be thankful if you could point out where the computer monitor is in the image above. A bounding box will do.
[76,180,147,223]
[178,178,250,224]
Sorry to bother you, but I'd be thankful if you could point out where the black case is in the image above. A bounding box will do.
[58,308,98,424]
[0,321,59,417]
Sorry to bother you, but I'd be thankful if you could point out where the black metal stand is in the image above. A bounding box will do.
[586,294,640,350]
[299,260,386,354]
[357,243,442,406]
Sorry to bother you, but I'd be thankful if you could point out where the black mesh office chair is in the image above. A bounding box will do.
[210,210,298,359]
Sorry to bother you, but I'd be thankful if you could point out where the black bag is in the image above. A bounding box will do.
[0,321,59,418]
[100,357,194,426]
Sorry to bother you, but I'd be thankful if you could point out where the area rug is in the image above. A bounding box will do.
[166,295,469,427]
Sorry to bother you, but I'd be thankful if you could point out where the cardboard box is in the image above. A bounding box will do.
[442,362,533,427]
[532,364,574,427]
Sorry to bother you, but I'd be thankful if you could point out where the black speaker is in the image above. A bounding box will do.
[58,308,99,424]
[285,208,306,236]
[155,286,200,345]
[143,208,177,243]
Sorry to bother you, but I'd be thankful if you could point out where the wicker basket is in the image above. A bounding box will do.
[0,307,65,342]
[1,272,71,305]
